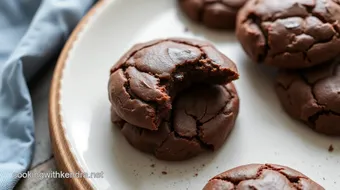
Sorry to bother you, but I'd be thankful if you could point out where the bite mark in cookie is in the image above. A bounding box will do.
[108,38,238,130]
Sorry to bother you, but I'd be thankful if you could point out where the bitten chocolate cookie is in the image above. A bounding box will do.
[236,0,340,68]
[112,83,239,161]
[275,59,340,136]
[108,38,238,130]
[179,0,248,29]
[203,164,324,190]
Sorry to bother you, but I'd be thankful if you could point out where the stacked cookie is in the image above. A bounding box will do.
[107,0,333,189]
[108,38,240,161]
[236,0,340,136]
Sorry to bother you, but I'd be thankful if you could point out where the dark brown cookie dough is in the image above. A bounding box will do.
[236,0,340,68]
[203,164,324,190]
[108,38,238,130]
[112,83,239,161]
[179,0,248,29]
[275,59,340,136]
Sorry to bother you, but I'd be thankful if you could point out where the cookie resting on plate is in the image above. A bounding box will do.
[203,164,324,190]
[178,0,248,29]
[108,38,239,130]
[275,59,340,136]
[111,83,239,161]
[236,0,340,69]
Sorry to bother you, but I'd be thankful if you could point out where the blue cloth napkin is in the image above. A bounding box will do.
[0,0,96,189]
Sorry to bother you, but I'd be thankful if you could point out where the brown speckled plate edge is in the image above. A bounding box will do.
[49,1,106,189]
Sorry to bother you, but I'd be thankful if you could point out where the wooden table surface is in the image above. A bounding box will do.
[16,64,64,190]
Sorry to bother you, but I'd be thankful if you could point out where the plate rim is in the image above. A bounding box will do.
[48,1,106,189]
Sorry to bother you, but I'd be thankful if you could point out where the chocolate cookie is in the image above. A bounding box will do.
[275,59,340,136]
[179,0,248,29]
[236,0,340,68]
[203,164,324,190]
[108,38,238,130]
[112,83,239,161]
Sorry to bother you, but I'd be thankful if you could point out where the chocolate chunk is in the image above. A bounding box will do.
[179,0,248,29]
[108,38,238,130]
[203,164,324,190]
[236,0,340,68]
[275,59,340,136]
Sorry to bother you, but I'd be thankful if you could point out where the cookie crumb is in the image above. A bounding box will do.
[194,173,198,177]
[150,164,155,168]
[162,171,167,175]
[328,144,334,152]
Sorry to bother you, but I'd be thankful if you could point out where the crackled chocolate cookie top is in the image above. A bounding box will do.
[108,38,238,130]
[275,59,340,136]
[112,83,239,161]
[203,164,324,190]
[179,0,248,29]
[236,0,340,68]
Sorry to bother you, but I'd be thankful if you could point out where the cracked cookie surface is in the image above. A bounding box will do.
[275,59,340,136]
[203,164,324,190]
[108,38,238,130]
[111,83,239,161]
[236,0,340,68]
[178,0,248,29]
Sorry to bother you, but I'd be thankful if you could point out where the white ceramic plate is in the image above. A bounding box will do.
[54,0,340,189]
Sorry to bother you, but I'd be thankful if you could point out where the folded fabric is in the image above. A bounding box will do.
[0,0,96,189]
